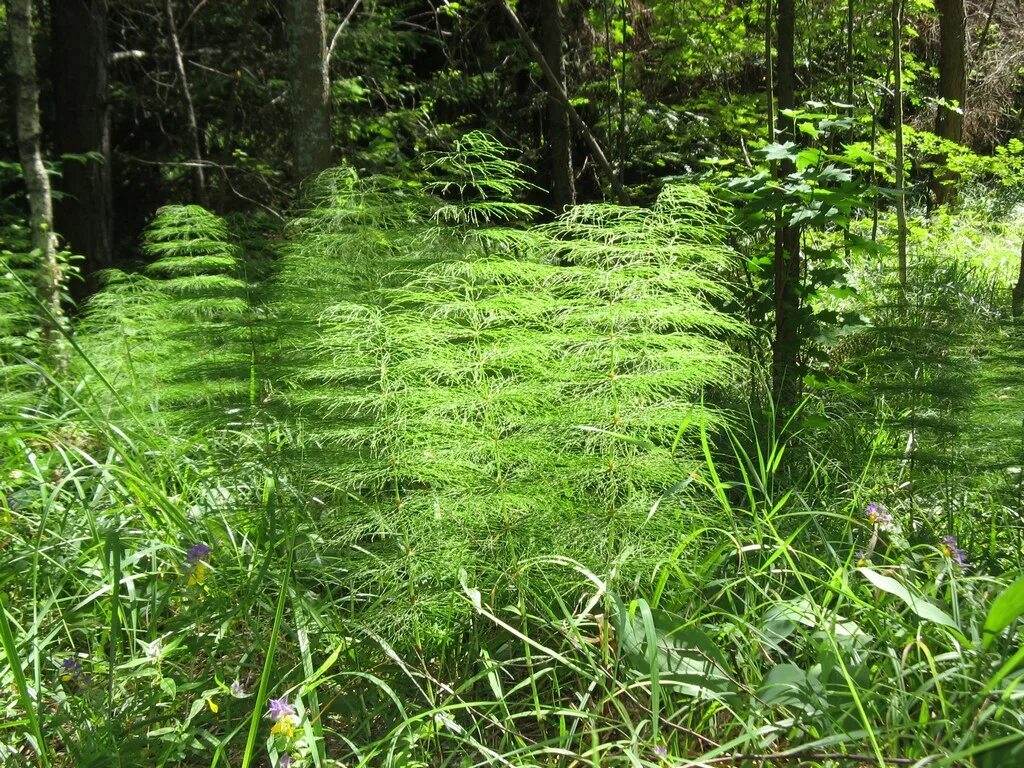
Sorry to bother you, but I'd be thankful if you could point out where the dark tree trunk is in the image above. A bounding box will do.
[771,0,802,421]
[1013,238,1024,318]
[287,0,332,182]
[500,0,627,204]
[6,0,68,367]
[538,0,575,211]
[933,0,967,204]
[51,0,113,285]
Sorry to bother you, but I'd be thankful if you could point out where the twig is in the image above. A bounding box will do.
[326,0,364,60]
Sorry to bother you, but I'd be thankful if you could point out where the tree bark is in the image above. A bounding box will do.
[6,0,68,368]
[500,0,628,204]
[893,0,908,283]
[538,0,575,211]
[932,0,967,205]
[287,0,332,182]
[51,0,113,285]
[1012,238,1024,318]
[765,0,774,142]
[771,0,802,420]
[165,0,208,205]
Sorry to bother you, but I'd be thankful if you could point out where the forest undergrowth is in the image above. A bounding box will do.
[2,138,1024,768]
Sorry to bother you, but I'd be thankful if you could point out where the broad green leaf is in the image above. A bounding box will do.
[761,142,801,162]
[983,574,1024,649]
[857,567,959,630]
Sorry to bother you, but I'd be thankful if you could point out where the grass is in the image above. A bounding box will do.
[3,391,1024,767]
[2,166,1024,766]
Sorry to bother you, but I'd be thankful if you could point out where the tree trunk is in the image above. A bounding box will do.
[287,0,332,182]
[6,0,68,368]
[932,0,967,205]
[500,0,627,204]
[1012,238,1024,318]
[52,0,113,286]
[893,0,908,283]
[538,0,575,211]
[765,0,774,142]
[771,0,802,420]
[165,0,208,205]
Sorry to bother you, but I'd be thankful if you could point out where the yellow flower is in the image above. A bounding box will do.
[271,715,296,738]
[187,562,208,586]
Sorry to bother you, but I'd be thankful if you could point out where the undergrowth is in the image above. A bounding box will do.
[2,135,1024,768]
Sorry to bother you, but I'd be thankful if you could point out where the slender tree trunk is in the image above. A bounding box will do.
[287,0,332,182]
[165,0,208,205]
[771,0,802,420]
[1013,237,1024,318]
[893,0,908,283]
[765,0,774,141]
[932,0,967,205]
[6,0,68,368]
[844,0,855,260]
[500,0,628,203]
[538,0,575,211]
[846,0,855,111]
[52,0,113,287]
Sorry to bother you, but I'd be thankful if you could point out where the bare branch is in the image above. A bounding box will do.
[326,0,364,61]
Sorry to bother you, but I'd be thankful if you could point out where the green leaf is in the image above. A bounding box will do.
[857,567,959,630]
[798,122,820,140]
[983,574,1024,650]
[761,142,801,161]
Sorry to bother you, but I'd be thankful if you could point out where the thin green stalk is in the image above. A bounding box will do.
[240,536,294,768]
[0,594,51,767]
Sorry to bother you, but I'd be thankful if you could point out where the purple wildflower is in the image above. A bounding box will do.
[939,535,968,568]
[186,543,211,563]
[230,680,246,698]
[653,745,668,758]
[865,503,893,531]
[267,697,296,722]
[278,755,293,768]
[60,656,90,685]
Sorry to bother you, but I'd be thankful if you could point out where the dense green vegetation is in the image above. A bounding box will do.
[3,1,1024,767]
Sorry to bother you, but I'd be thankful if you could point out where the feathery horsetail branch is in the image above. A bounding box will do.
[273,133,746,646]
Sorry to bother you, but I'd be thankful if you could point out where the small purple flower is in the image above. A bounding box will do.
[865,503,893,531]
[653,745,668,759]
[186,543,212,564]
[230,680,246,698]
[939,535,968,568]
[278,755,293,768]
[267,697,296,722]
[60,657,90,685]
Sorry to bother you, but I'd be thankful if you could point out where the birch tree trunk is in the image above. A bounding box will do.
[6,0,68,368]
[893,0,908,283]
[165,0,208,205]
